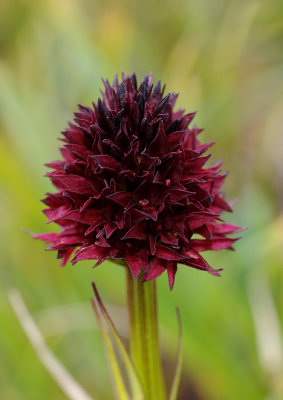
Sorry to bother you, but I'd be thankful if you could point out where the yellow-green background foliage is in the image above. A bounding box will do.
[1,0,283,399]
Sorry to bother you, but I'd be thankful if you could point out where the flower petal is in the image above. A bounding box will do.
[142,257,166,282]
[191,237,240,251]
[125,251,146,278]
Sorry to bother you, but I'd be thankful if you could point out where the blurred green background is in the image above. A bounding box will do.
[1,0,283,399]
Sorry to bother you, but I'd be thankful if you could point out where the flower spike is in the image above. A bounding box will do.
[36,73,242,289]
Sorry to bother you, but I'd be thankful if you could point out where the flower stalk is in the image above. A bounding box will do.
[126,269,166,400]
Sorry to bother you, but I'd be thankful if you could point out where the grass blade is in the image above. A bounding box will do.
[169,308,183,400]
[9,289,94,400]
[91,294,130,400]
[92,282,144,400]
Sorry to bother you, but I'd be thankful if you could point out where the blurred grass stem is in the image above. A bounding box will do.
[9,289,94,400]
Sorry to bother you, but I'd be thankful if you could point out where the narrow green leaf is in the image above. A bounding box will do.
[169,308,183,400]
[92,282,144,400]
[91,296,130,400]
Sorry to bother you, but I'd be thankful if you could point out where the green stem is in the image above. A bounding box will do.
[126,269,167,400]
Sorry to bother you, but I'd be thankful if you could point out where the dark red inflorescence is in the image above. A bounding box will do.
[37,73,241,289]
